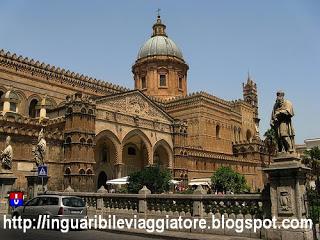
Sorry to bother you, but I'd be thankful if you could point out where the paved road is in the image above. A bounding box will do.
[0,227,164,240]
[0,217,163,240]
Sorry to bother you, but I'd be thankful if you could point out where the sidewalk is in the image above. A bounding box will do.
[101,228,260,240]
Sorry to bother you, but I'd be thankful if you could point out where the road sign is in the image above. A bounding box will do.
[9,192,24,207]
[38,165,48,177]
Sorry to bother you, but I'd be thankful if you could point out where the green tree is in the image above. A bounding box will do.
[211,166,250,194]
[127,165,172,194]
[264,128,277,165]
[302,146,320,192]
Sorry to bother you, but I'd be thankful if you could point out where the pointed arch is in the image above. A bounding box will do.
[153,139,173,169]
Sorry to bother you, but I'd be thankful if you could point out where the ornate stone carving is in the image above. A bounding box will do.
[32,128,46,166]
[279,191,291,211]
[97,92,172,123]
[1,136,13,170]
[277,187,293,214]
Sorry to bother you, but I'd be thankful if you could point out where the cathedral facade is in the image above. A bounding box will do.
[0,16,269,192]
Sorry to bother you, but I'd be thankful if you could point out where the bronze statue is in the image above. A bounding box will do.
[32,128,46,166]
[270,91,295,154]
[1,136,13,170]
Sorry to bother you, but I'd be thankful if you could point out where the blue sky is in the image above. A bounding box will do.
[0,0,319,143]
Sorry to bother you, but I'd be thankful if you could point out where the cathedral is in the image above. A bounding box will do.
[0,15,269,192]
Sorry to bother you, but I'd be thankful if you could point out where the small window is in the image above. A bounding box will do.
[67,107,73,114]
[10,102,17,112]
[159,74,166,87]
[178,77,183,89]
[101,146,108,162]
[246,130,252,142]
[216,125,221,139]
[66,137,72,144]
[141,76,146,89]
[65,168,71,175]
[29,99,39,117]
[128,147,136,156]
[0,91,4,111]
[79,169,85,175]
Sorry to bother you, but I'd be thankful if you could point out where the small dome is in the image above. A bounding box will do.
[137,15,184,61]
[137,36,184,60]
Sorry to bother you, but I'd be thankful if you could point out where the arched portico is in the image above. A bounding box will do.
[153,139,174,169]
[121,129,152,176]
[94,130,121,189]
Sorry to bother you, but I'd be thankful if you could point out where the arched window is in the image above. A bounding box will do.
[216,125,221,139]
[65,137,72,144]
[101,144,109,162]
[86,169,93,175]
[141,76,146,89]
[178,77,183,89]
[238,128,241,141]
[159,74,166,87]
[128,146,136,156]
[88,109,93,115]
[87,139,93,145]
[67,107,73,114]
[80,138,86,144]
[79,169,85,175]
[29,99,39,118]
[81,108,86,114]
[0,90,4,111]
[246,130,252,142]
[65,167,71,175]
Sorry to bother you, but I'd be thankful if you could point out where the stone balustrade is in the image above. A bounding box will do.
[43,189,264,218]
[42,186,266,238]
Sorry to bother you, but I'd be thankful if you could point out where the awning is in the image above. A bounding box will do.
[188,178,211,186]
[169,179,182,185]
[106,176,129,185]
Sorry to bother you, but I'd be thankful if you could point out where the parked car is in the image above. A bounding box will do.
[12,195,87,221]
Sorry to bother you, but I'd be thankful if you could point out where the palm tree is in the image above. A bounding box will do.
[264,128,277,165]
[302,146,320,192]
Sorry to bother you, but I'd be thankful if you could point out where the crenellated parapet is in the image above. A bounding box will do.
[232,138,269,165]
[0,113,65,142]
[173,120,188,149]
[0,49,129,96]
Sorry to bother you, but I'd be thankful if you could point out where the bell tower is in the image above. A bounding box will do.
[132,14,189,100]
[243,73,260,137]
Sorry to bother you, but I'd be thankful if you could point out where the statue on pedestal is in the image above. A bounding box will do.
[0,136,13,170]
[32,128,46,166]
[270,91,295,154]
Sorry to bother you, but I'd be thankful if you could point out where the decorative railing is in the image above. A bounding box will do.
[43,190,265,219]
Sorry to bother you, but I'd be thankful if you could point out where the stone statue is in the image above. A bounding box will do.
[270,91,295,154]
[32,128,46,166]
[0,136,13,170]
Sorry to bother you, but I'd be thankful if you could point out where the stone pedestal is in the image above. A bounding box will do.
[25,167,49,199]
[0,170,16,215]
[263,153,314,240]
